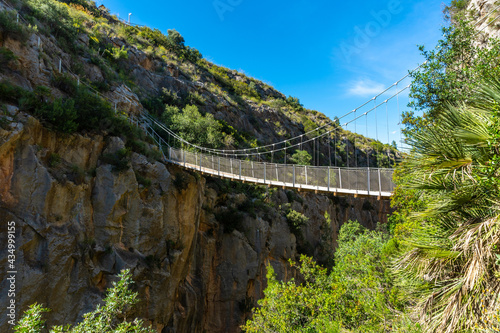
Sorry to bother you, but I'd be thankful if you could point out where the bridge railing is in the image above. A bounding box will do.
[131,116,395,196]
[166,148,394,196]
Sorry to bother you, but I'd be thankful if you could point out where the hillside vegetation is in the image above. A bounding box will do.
[0,0,399,168]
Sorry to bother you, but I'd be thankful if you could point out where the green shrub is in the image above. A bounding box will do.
[244,221,407,332]
[268,98,287,109]
[237,198,257,218]
[285,209,308,236]
[105,46,128,61]
[183,46,202,63]
[160,88,182,107]
[91,80,110,92]
[215,207,243,234]
[13,269,154,333]
[0,80,26,103]
[0,10,32,42]
[184,90,206,105]
[0,114,9,129]
[135,171,152,188]
[0,47,17,71]
[48,153,61,167]
[232,80,259,99]
[172,172,190,191]
[289,150,312,165]
[72,88,114,131]
[137,26,169,48]
[161,104,230,149]
[286,96,303,110]
[35,98,78,133]
[101,148,130,172]
[25,0,80,51]
[145,147,162,161]
[51,73,78,95]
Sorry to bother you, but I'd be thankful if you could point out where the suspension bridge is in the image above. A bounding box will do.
[2,0,500,198]
[132,114,396,198]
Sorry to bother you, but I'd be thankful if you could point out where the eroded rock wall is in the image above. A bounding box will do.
[0,114,391,332]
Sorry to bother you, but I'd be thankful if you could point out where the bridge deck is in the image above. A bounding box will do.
[131,116,395,198]
[171,159,393,197]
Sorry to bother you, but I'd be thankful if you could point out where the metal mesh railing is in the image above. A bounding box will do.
[162,147,394,196]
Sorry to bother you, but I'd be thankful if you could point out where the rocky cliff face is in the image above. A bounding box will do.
[467,0,500,41]
[0,112,391,332]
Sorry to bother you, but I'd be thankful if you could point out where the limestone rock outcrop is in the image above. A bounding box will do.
[467,0,500,41]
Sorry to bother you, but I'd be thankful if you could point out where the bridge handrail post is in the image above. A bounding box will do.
[195,152,198,171]
[264,163,266,184]
[305,165,308,186]
[367,168,370,195]
[338,168,342,189]
[199,152,202,172]
[328,166,330,192]
[183,149,186,167]
[212,155,214,171]
[239,159,242,180]
[378,168,382,196]
[230,159,233,176]
[218,156,220,176]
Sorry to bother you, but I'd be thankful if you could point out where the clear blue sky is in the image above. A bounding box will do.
[100,0,448,145]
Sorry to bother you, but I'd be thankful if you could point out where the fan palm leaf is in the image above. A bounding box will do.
[394,80,500,332]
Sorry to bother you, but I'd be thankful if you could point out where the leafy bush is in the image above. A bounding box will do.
[405,20,500,135]
[285,209,308,236]
[289,150,312,165]
[183,46,202,63]
[232,80,259,99]
[0,80,26,103]
[137,26,169,47]
[72,88,114,131]
[105,46,128,61]
[0,10,32,42]
[166,28,184,50]
[243,221,408,332]
[0,46,17,71]
[135,171,152,188]
[25,0,81,51]
[13,269,154,332]
[0,106,9,129]
[69,164,85,184]
[184,91,206,105]
[286,96,303,110]
[215,207,243,234]
[91,79,111,92]
[101,148,130,172]
[47,152,61,167]
[161,104,231,149]
[172,172,190,191]
[51,73,78,95]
